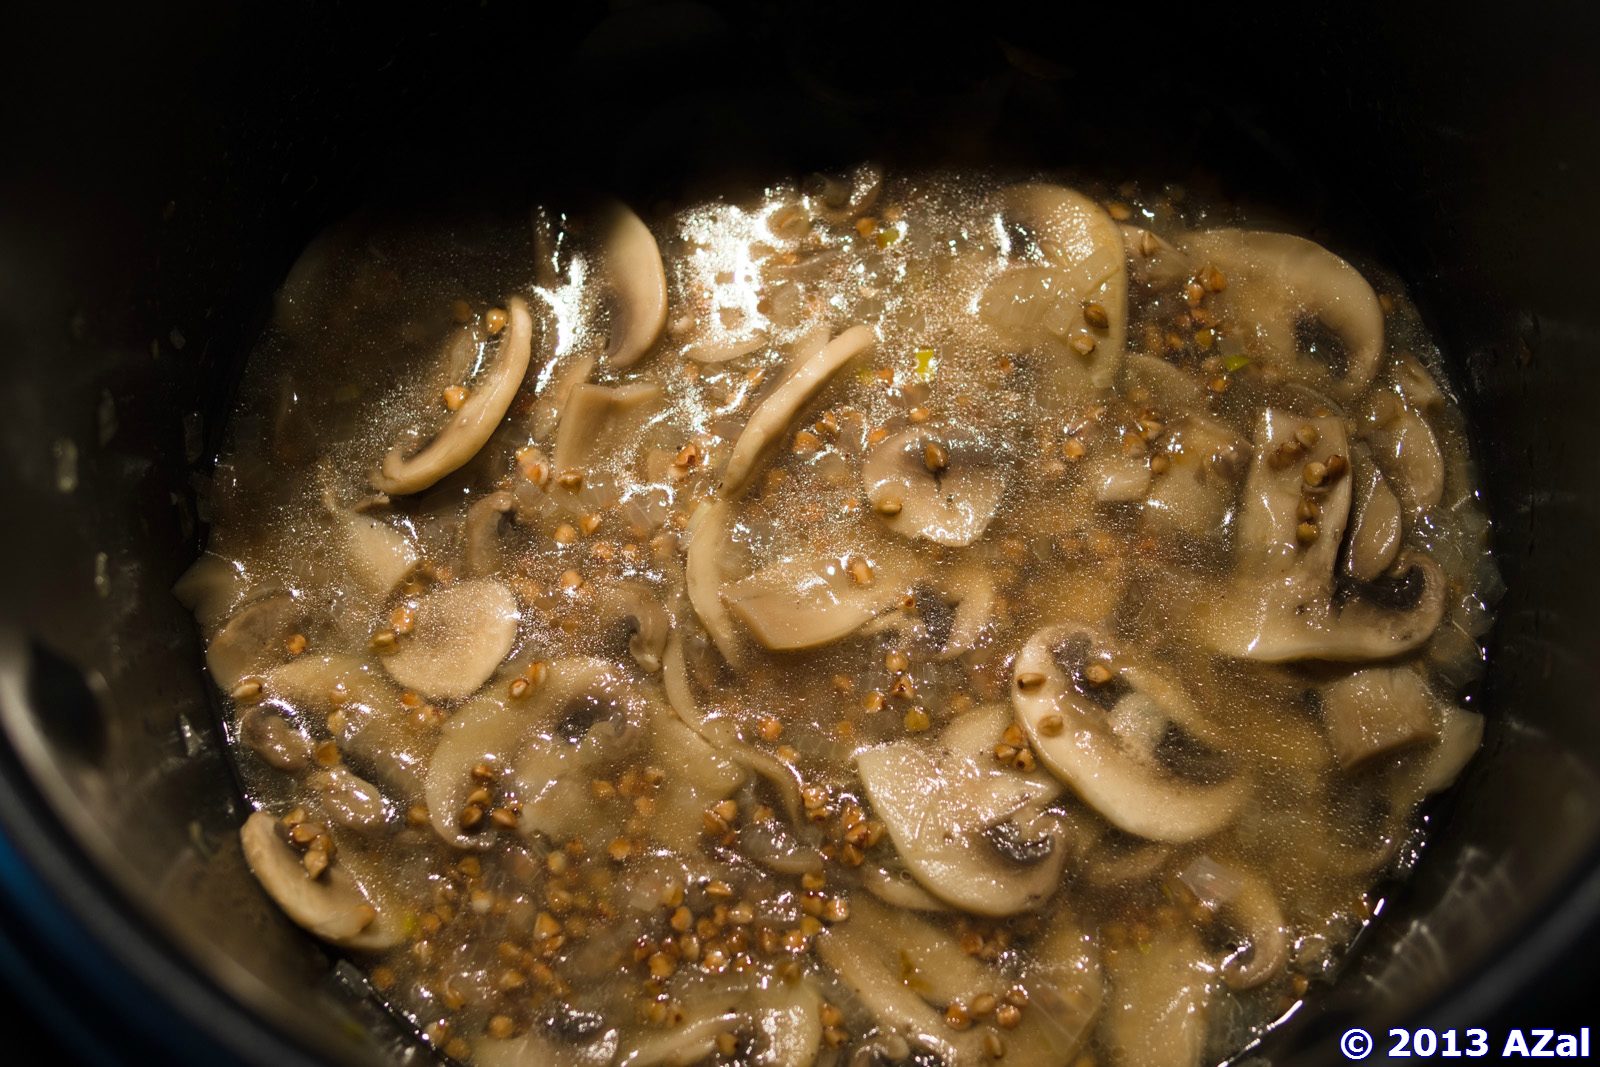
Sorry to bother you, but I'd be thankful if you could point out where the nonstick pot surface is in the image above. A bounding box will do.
[3,4,1600,1064]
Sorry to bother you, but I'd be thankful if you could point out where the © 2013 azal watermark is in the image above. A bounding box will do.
[1340,1027,1592,1061]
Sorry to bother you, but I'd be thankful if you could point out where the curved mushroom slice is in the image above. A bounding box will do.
[1088,453,1152,504]
[588,580,671,672]
[1101,928,1214,1067]
[722,550,915,651]
[462,490,514,578]
[816,897,993,1066]
[615,980,820,1067]
[1320,666,1441,770]
[206,592,302,690]
[533,354,597,441]
[1364,392,1444,513]
[240,706,313,772]
[308,765,388,829]
[381,579,519,701]
[863,426,1005,546]
[1176,856,1290,990]
[173,552,252,631]
[1411,705,1485,796]
[1012,625,1246,843]
[1180,229,1384,396]
[1121,224,1193,288]
[979,183,1127,397]
[684,499,743,663]
[476,1029,619,1067]
[857,704,1072,916]
[720,324,874,497]
[339,509,421,595]
[426,656,646,848]
[934,568,995,661]
[1143,415,1250,537]
[1212,409,1448,661]
[1344,450,1403,581]
[647,710,746,853]
[552,380,664,475]
[598,204,668,369]
[682,330,768,365]
[238,811,400,950]
[373,296,535,495]
[862,862,954,912]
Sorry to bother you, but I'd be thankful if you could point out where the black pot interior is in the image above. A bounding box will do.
[2,5,1599,1064]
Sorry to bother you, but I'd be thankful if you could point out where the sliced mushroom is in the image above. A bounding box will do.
[1000,918,1105,1066]
[934,568,995,661]
[381,579,520,700]
[1176,856,1289,990]
[339,509,421,596]
[308,765,388,829]
[426,656,647,848]
[979,183,1127,396]
[1101,928,1214,1067]
[206,592,301,690]
[1089,454,1152,504]
[1320,666,1441,770]
[1180,230,1384,396]
[647,709,746,853]
[863,427,1005,546]
[1411,705,1485,796]
[173,552,251,630]
[1344,449,1403,581]
[684,499,743,663]
[462,491,514,578]
[1143,415,1250,537]
[552,380,664,475]
[682,331,768,364]
[373,296,535,495]
[1121,224,1193,288]
[1211,408,1447,661]
[598,204,668,369]
[589,580,670,672]
[1364,391,1444,512]
[238,811,399,950]
[722,550,915,651]
[476,1030,618,1067]
[615,980,821,1067]
[857,704,1072,915]
[1012,624,1246,843]
[720,324,874,497]
[816,896,992,1066]
[239,706,312,772]
[534,354,597,441]
[862,862,953,912]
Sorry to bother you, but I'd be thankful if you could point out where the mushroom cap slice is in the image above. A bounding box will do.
[552,380,664,476]
[381,579,520,701]
[858,704,1072,916]
[462,490,514,578]
[721,324,874,497]
[1012,624,1246,843]
[374,296,535,495]
[863,427,1006,546]
[1175,856,1289,990]
[339,509,420,595]
[1181,229,1383,396]
[426,656,645,848]
[1412,705,1484,796]
[238,811,400,950]
[1143,414,1250,537]
[1320,665,1441,770]
[1344,450,1403,581]
[587,580,670,672]
[979,183,1127,397]
[1102,927,1214,1067]
[684,499,743,663]
[1365,393,1445,513]
[206,592,301,690]
[174,552,252,631]
[599,204,668,369]
[722,550,915,651]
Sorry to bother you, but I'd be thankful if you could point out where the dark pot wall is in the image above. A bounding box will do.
[1,4,1598,1063]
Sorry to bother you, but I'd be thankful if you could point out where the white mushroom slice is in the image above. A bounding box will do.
[648,710,746,853]
[426,656,645,848]
[937,569,995,661]
[340,509,420,595]
[863,427,1005,546]
[1176,856,1290,990]
[1001,919,1105,1066]
[1344,451,1403,581]
[534,355,597,441]
[1211,409,1447,661]
[863,863,953,912]
[1012,625,1246,843]
[858,704,1070,916]
[308,766,388,829]
[720,324,873,497]
[1144,415,1249,537]
[1412,705,1485,795]
[552,380,664,475]
[748,983,823,1067]
[462,491,514,578]
[173,552,251,630]
[206,592,300,690]
[381,579,520,700]
[1102,928,1214,1067]
[589,581,670,672]
[238,811,399,950]
[239,707,312,772]
[373,296,535,494]
[1394,351,1447,411]
[684,499,743,663]
[476,1030,618,1067]
[1365,392,1445,512]
[1180,230,1384,395]
[599,204,668,368]
[816,897,991,1067]
[722,551,914,651]
[980,183,1127,396]
[619,1011,742,1067]
[682,331,768,364]
[1089,454,1152,503]
[1122,352,1203,408]
[1320,666,1441,770]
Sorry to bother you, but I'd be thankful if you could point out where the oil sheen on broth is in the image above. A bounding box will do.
[178,167,1500,1067]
